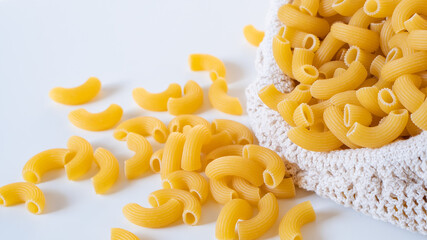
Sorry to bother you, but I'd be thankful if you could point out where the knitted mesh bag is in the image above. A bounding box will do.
[246,0,427,234]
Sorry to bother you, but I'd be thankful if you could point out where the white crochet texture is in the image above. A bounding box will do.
[246,0,427,235]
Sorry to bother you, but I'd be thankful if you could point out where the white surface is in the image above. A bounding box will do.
[0,0,424,239]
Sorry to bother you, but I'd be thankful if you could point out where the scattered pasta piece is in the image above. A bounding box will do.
[162,170,209,204]
[181,125,212,171]
[167,80,203,116]
[211,119,254,145]
[92,148,119,194]
[262,177,296,199]
[149,148,163,173]
[215,199,253,240]
[160,132,186,179]
[68,104,123,131]
[168,114,210,133]
[230,177,261,205]
[210,177,239,204]
[205,144,243,164]
[208,78,243,115]
[49,77,101,105]
[188,54,226,81]
[65,136,94,181]
[279,201,316,240]
[132,83,182,111]
[111,228,140,240]
[114,116,169,143]
[125,133,153,179]
[243,25,265,47]
[0,182,45,214]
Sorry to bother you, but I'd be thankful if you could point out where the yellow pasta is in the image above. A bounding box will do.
[125,133,153,179]
[167,80,203,116]
[168,114,210,133]
[378,88,404,113]
[273,31,294,78]
[385,47,403,63]
[230,177,261,205]
[293,103,315,127]
[123,199,183,228]
[132,84,182,112]
[358,77,378,89]
[388,33,416,57]
[160,132,186,179]
[323,106,360,148]
[216,199,253,240]
[237,193,279,240]
[313,33,345,67]
[310,99,333,119]
[277,99,300,127]
[208,78,243,115]
[310,61,367,100]
[279,201,316,240]
[22,148,74,184]
[347,109,409,148]
[404,13,427,32]
[150,148,163,173]
[299,0,319,16]
[329,90,361,109]
[318,61,347,79]
[211,119,254,145]
[333,67,346,77]
[356,87,387,116]
[258,84,312,111]
[205,144,244,164]
[65,136,94,181]
[92,147,119,194]
[181,125,212,171]
[292,48,319,84]
[370,55,386,79]
[288,126,343,151]
[380,18,394,55]
[370,21,385,33]
[0,182,45,215]
[210,177,238,204]
[148,189,202,225]
[162,170,209,204]
[407,30,427,51]
[205,156,264,187]
[393,74,426,113]
[333,48,347,62]
[114,116,169,143]
[411,98,427,130]
[406,118,423,136]
[201,130,234,154]
[68,104,123,131]
[330,22,379,52]
[283,27,320,52]
[319,0,338,17]
[278,4,330,38]
[344,46,375,70]
[188,54,226,81]
[262,177,296,199]
[363,0,400,18]
[332,0,365,16]
[344,104,373,127]
[243,25,265,47]
[49,77,101,105]
[111,228,139,240]
[292,0,302,6]
[391,0,427,33]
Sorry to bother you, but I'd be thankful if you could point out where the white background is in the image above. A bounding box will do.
[0,0,425,239]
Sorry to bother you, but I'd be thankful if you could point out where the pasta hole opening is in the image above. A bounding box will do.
[23,171,40,184]
[344,105,351,127]
[162,180,172,189]
[242,146,250,159]
[239,139,250,145]
[114,130,128,141]
[151,159,161,173]
[379,89,395,105]
[318,72,326,79]
[345,48,358,65]
[391,109,407,116]
[183,212,197,225]
[230,191,239,200]
[26,201,39,214]
[364,0,379,15]
[211,121,219,133]
[302,104,314,125]
[171,124,179,133]
[63,151,76,164]
[386,48,401,62]
[297,84,310,92]
[0,196,4,205]
[303,36,315,50]
[332,0,345,6]
[190,190,203,202]
[263,172,275,188]
[347,123,358,136]
[153,130,167,143]
[299,6,311,16]
[148,196,160,207]
[302,65,318,78]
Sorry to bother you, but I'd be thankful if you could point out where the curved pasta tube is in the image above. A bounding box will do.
[202,131,234,154]
[160,132,186,179]
[181,125,211,171]
[347,109,409,148]
[262,177,296,199]
[344,46,375,70]
[370,21,385,34]
[283,26,320,52]
[332,0,365,16]
[66,136,94,181]
[380,48,427,83]
[358,77,378,89]
[310,99,332,119]
[211,119,254,145]
[288,126,343,152]
[311,61,367,100]
[49,77,101,105]
[209,78,243,115]
[370,55,386,79]
[114,116,168,143]
[363,0,399,18]
[378,88,404,114]
[149,148,163,173]
[318,61,347,79]
[299,0,319,16]
[215,199,253,240]
[125,133,153,179]
[22,148,74,184]
[188,54,226,81]
[344,104,373,127]
[345,7,376,28]
[404,13,427,32]
[237,193,278,240]
[123,199,183,228]
[391,0,427,33]
[333,48,347,62]
[92,148,119,194]
[258,84,312,111]
[356,87,387,117]
[0,182,45,214]
[278,4,330,38]
[406,118,423,136]
[330,22,379,52]
[148,189,202,226]
[279,201,316,240]
[206,156,264,187]
[168,114,210,133]
[111,228,139,240]
[132,84,182,112]
[230,177,262,205]
[277,100,300,127]
[242,145,286,188]
[380,18,394,56]
[313,33,345,68]
[162,170,209,204]
[329,90,361,109]
[388,33,415,57]
[205,144,243,163]
[292,48,319,85]
[319,0,337,17]
[411,98,427,130]
[273,32,294,78]
[407,30,427,51]
[68,104,123,131]
[293,103,315,127]
[210,177,238,204]
[333,68,346,77]
[324,106,360,149]
[243,25,265,47]
[167,80,203,116]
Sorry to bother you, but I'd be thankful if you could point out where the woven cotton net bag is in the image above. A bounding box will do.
[246,0,427,235]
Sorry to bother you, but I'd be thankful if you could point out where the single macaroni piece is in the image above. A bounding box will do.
[363,0,399,18]
[292,48,319,85]
[344,104,373,127]
[149,148,163,173]
[279,201,316,240]
[205,156,264,187]
[333,67,346,77]
[329,90,361,109]
[188,54,226,81]
[211,119,254,145]
[378,88,404,114]
[324,106,360,148]
[277,99,300,127]
[110,228,139,240]
[160,132,186,179]
[66,136,94,181]
[201,131,234,154]
[238,193,279,240]
[273,31,294,78]
[181,125,212,171]
[167,80,203,116]
[168,114,210,133]
[332,0,365,16]
[293,103,315,127]
[318,0,337,17]
[282,27,320,51]
[391,0,427,33]
[148,189,202,226]
[205,145,244,164]
[347,109,409,148]
[22,148,74,184]
[311,61,367,100]
[132,83,182,112]
[258,84,312,111]
[385,47,403,63]
[344,46,375,70]
[288,126,343,151]
[125,133,153,179]
[404,13,427,32]
[356,87,387,117]
[114,116,168,143]
[215,199,253,240]
[162,170,209,204]
[407,30,427,51]
[230,177,262,205]
[92,148,119,194]
[123,199,183,228]
[346,7,377,28]
[242,144,286,188]
[313,34,345,67]
[299,0,320,16]
[318,61,347,79]
[0,182,45,214]
[380,18,394,55]
[243,25,265,47]
[393,74,426,113]
[277,4,330,38]
[406,118,423,136]
[411,98,427,130]
[210,177,238,204]
[68,104,123,131]
[370,55,386,79]
[49,77,101,105]
[330,22,379,52]
[209,78,243,115]
[380,48,427,83]
[388,33,416,57]
[262,177,296,199]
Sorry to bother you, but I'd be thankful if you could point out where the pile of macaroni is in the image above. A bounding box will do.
[258,0,427,152]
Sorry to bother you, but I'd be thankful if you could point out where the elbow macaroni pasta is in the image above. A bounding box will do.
[132,83,182,112]
[243,25,265,47]
[167,80,203,116]
[68,104,123,131]
[288,126,343,152]
[0,182,45,214]
[114,116,169,143]
[188,54,226,81]
[181,125,212,171]
[262,177,296,199]
[168,114,210,133]
[160,132,186,179]
[65,136,94,181]
[216,199,253,240]
[49,77,101,105]
[92,148,119,194]
[210,177,238,204]
[211,119,254,145]
[125,133,153,179]
[230,177,262,205]
[162,170,209,204]
[279,201,316,240]
[111,228,139,240]
[208,78,243,115]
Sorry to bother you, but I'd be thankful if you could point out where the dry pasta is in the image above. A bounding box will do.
[378,88,404,113]
[262,177,296,199]
[188,54,226,81]
[329,90,361,109]
[167,80,203,116]
[332,0,365,16]
[293,103,315,127]
[49,77,101,105]
[258,83,312,111]
[68,104,123,131]
[318,61,347,79]
[392,74,426,113]
[292,48,319,84]
[160,132,186,179]
[411,98,427,130]
[110,228,139,240]
[230,177,262,205]
[210,177,238,204]
[283,27,320,51]
[0,182,45,215]
[114,116,169,143]
[388,33,415,57]
[201,131,234,154]
[288,126,343,152]
[391,0,427,33]
[168,114,210,133]
[385,47,403,63]
[363,0,400,18]
[243,25,265,47]
[132,83,182,111]
[162,170,209,204]
[330,22,379,52]
[65,136,94,181]
[344,104,373,127]
[277,99,300,127]
[319,0,337,17]
[150,148,163,173]
[273,30,294,78]
[181,125,212,171]
[404,13,427,32]
[344,46,375,70]
[208,78,243,115]
[92,147,119,194]
[356,87,387,117]
[279,201,316,240]
[299,0,320,16]
[323,106,360,149]
[125,133,153,179]
[216,199,253,240]
[205,145,243,164]
[370,55,386,78]
[407,30,427,51]
[313,34,346,67]
[381,49,427,83]
[211,119,254,145]
[380,18,394,55]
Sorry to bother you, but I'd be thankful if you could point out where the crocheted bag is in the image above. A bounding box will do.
[246,0,427,234]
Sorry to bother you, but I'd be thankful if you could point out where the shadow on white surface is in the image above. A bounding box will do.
[223,61,244,84]
[95,82,124,102]
[43,189,68,214]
